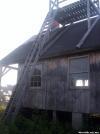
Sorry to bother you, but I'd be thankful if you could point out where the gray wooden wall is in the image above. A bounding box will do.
[18,51,100,114]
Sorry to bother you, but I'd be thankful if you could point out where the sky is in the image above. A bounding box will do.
[0,0,77,86]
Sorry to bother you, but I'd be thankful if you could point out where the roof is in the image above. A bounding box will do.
[0,36,37,65]
[42,17,100,56]
[1,17,100,65]
[0,29,58,65]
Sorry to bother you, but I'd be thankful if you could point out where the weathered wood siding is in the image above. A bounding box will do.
[18,51,100,114]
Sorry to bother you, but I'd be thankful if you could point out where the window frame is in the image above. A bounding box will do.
[68,55,90,89]
[29,62,42,90]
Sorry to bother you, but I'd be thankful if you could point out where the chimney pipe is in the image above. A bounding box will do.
[51,20,59,31]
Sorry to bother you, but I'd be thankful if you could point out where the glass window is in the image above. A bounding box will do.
[69,57,89,88]
[30,64,42,88]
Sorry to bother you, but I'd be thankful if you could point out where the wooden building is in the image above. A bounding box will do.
[0,0,100,130]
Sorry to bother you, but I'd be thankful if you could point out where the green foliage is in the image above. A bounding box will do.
[0,111,100,134]
[93,114,100,117]
[81,116,100,132]
[0,124,9,134]
[0,105,6,118]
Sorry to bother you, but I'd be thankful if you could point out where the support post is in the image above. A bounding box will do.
[49,0,59,37]
[87,0,91,29]
[53,110,57,121]
[57,0,59,10]
[72,112,84,130]
[76,16,100,48]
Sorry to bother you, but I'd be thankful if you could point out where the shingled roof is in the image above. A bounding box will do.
[1,17,100,65]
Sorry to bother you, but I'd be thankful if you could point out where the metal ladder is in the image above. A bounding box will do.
[0,4,58,123]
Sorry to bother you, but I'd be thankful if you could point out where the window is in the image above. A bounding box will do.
[30,63,42,88]
[69,56,89,88]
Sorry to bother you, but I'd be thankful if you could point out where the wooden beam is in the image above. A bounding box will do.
[51,1,58,9]
[53,110,57,121]
[50,0,58,10]
[76,16,100,48]
[2,67,7,74]
[87,0,91,29]
[2,69,11,77]
[5,66,18,70]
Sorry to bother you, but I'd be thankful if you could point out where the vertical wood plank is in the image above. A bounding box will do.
[56,57,65,111]
[43,59,50,110]
[63,57,70,111]
[89,52,97,113]
[49,58,57,110]
[72,90,79,112]
[78,89,90,113]
[95,52,100,113]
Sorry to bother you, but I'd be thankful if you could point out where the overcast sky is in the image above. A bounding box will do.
[0,0,77,86]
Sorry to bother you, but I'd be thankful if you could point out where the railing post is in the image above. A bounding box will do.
[49,0,59,38]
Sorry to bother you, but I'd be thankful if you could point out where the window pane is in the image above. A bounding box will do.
[70,58,81,72]
[35,64,41,75]
[81,58,88,72]
[37,76,41,81]
[33,82,37,87]
[38,82,41,86]
[30,82,33,87]
[34,68,38,75]
[31,76,35,81]
[30,64,42,87]
[33,76,36,81]
[37,70,41,75]
[70,73,88,87]
[70,57,88,73]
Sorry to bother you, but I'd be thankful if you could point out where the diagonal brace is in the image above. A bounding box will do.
[2,68,11,77]
[2,67,7,74]
[51,1,58,8]
[76,16,100,48]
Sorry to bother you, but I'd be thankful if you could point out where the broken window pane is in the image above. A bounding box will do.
[69,57,89,88]
[70,73,88,87]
